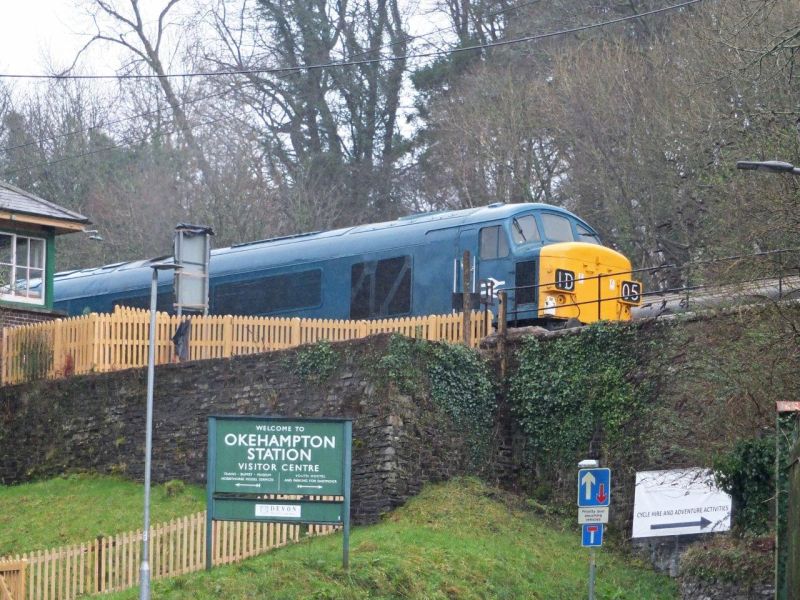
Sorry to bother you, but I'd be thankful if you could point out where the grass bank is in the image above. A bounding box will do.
[108,479,675,600]
[0,474,204,555]
[1,476,676,598]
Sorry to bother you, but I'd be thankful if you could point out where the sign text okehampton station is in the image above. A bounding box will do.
[215,419,345,495]
[229,430,335,468]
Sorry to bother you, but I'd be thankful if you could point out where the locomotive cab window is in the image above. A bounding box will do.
[576,223,601,245]
[350,256,411,319]
[479,226,510,259]
[540,213,575,242]
[511,215,541,245]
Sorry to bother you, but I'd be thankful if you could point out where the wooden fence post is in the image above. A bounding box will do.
[222,316,234,358]
[291,317,302,347]
[91,313,101,373]
[52,319,63,378]
[498,291,508,377]
[95,535,103,593]
[1,326,9,385]
[462,250,472,348]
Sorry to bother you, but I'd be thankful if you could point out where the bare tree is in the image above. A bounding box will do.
[209,0,409,228]
[71,0,224,216]
[416,62,564,209]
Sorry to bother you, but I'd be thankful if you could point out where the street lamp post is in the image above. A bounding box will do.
[140,263,181,600]
[737,158,798,600]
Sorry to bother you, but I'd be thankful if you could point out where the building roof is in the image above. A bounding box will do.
[0,180,89,233]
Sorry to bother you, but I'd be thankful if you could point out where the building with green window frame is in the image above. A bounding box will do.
[0,181,89,328]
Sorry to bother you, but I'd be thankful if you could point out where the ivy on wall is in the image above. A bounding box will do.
[376,335,496,465]
[508,323,642,473]
[713,434,775,534]
[292,340,340,383]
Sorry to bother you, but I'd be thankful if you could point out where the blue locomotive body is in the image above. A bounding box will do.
[53,203,628,323]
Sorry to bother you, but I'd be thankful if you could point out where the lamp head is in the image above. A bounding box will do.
[736,160,796,173]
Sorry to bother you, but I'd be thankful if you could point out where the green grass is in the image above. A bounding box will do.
[0,474,204,555]
[1,476,677,598]
[100,478,675,600]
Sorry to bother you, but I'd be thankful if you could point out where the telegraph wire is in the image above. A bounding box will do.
[0,0,543,156]
[0,0,704,80]
[0,0,703,174]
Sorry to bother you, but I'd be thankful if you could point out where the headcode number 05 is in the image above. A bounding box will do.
[621,280,642,304]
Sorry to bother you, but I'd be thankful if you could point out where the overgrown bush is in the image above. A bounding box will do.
[508,323,642,473]
[680,535,773,586]
[292,340,339,382]
[713,435,775,534]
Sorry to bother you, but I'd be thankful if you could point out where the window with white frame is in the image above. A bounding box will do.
[0,233,46,304]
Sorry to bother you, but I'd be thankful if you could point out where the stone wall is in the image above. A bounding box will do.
[485,304,797,592]
[0,334,474,524]
[680,579,774,600]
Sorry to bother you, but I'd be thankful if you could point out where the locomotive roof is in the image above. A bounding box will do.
[53,203,584,298]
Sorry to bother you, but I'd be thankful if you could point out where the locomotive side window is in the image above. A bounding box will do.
[350,256,411,319]
[540,213,575,242]
[479,226,510,259]
[213,269,321,315]
[350,262,373,319]
[113,292,174,312]
[511,215,541,245]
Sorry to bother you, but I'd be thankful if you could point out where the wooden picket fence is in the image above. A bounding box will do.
[2,307,492,385]
[1,510,338,600]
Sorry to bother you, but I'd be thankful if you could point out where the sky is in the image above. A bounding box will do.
[0,0,442,80]
[0,1,104,77]
[0,0,206,82]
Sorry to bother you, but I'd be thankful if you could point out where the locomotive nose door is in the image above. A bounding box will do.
[456,225,514,313]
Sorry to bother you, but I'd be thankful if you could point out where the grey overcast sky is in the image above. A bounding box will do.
[0,1,88,75]
[0,0,440,80]
[0,0,204,78]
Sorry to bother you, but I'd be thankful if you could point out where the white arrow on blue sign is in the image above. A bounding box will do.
[581,523,604,547]
[577,468,611,507]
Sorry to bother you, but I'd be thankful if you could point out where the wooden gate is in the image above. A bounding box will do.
[777,402,800,600]
[0,561,26,600]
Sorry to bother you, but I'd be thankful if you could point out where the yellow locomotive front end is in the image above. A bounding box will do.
[537,243,642,323]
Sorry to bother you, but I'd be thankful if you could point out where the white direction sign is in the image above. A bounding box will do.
[632,468,731,538]
[578,507,609,524]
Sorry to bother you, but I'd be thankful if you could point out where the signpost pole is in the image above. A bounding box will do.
[138,268,159,600]
[578,460,608,600]
[205,417,216,571]
[343,420,352,570]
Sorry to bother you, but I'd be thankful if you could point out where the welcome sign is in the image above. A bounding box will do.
[206,415,353,569]
[213,418,346,495]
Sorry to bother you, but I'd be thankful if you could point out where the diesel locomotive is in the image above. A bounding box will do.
[52,203,641,325]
